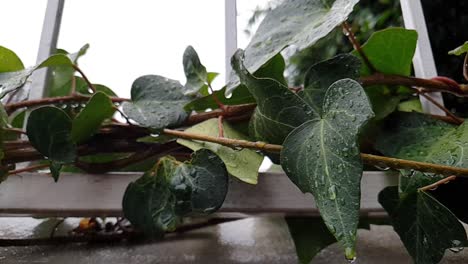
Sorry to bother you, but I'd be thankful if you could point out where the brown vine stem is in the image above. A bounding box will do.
[342,21,377,73]
[4,94,130,113]
[361,73,467,96]
[72,65,96,93]
[7,163,50,176]
[163,129,468,177]
[4,128,26,135]
[419,93,464,125]
[418,175,457,192]
[464,53,468,82]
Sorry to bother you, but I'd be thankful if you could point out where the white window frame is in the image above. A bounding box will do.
[0,0,444,217]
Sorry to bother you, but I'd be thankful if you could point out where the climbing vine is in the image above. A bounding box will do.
[1,0,468,263]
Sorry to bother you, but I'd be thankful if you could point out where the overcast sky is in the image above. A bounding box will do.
[0,0,268,98]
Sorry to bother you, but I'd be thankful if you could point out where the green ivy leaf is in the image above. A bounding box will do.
[227,0,359,93]
[26,106,76,164]
[177,118,263,184]
[0,44,89,98]
[355,28,418,76]
[375,112,464,194]
[0,46,24,72]
[232,50,314,145]
[449,41,468,56]
[379,187,467,264]
[353,28,418,119]
[183,46,208,95]
[122,149,228,237]
[50,162,63,182]
[281,79,374,260]
[71,92,116,143]
[286,218,336,264]
[122,75,190,130]
[398,99,423,113]
[301,54,362,113]
[184,85,255,111]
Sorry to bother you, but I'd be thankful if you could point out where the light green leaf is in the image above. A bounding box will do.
[122,149,228,237]
[449,41,468,56]
[0,46,24,72]
[398,99,423,113]
[183,46,208,95]
[177,118,263,184]
[26,106,76,163]
[379,187,466,264]
[227,0,359,93]
[355,28,418,76]
[352,28,418,119]
[375,112,465,194]
[281,79,374,260]
[122,75,190,130]
[71,92,116,143]
[0,44,89,98]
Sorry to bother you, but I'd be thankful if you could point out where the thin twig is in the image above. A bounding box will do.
[70,75,77,95]
[207,83,226,111]
[7,164,50,176]
[418,175,457,192]
[4,128,26,135]
[163,129,468,177]
[218,116,224,138]
[361,73,467,96]
[419,93,464,125]
[163,128,282,152]
[4,94,130,113]
[72,65,96,93]
[464,53,468,82]
[342,21,377,73]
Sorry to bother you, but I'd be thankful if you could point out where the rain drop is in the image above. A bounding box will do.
[328,185,337,200]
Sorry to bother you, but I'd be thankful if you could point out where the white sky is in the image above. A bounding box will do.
[0,0,269,98]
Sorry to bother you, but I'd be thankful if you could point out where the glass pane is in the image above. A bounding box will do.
[0,1,48,66]
[236,0,272,49]
[59,0,226,98]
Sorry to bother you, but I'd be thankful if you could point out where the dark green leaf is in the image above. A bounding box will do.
[286,217,336,264]
[232,50,314,145]
[365,86,404,120]
[122,75,190,130]
[122,149,228,237]
[0,46,24,72]
[301,54,361,113]
[183,46,208,95]
[375,112,464,194]
[177,118,263,184]
[227,0,359,92]
[185,53,286,112]
[281,79,374,260]
[26,106,76,163]
[432,177,468,224]
[71,92,116,143]
[449,41,468,56]
[171,149,228,214]
[50,162,63,182]
[379,187,467,264]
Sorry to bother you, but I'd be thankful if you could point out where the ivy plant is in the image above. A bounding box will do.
[1,0,468,263]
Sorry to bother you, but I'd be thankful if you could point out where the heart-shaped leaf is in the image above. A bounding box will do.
[71,92,116,143]
[122,149,228,237]
[26,106,76,164]
[281,79,374,260]
[123,75,191,130]
[232,50,314,145]
[183,46,208,95]
[177,118,263,184]
[379,186,467,264]
[227,0,359,93]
